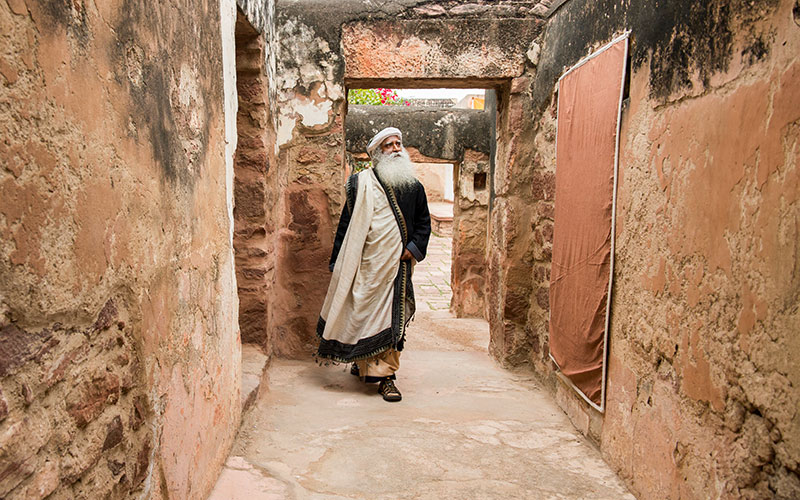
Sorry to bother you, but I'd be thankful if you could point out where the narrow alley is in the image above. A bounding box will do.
[4,1,798,498]
[209,235,634,499]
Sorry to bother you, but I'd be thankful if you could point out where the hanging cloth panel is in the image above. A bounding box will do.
[549,35,628,411]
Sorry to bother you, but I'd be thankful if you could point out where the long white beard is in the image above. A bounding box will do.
[372,149,417,190]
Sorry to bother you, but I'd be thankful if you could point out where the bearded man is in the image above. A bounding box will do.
[316,127,431,402]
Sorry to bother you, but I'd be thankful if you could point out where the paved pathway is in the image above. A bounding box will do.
[208,227,634,499]
[413,233,453,314]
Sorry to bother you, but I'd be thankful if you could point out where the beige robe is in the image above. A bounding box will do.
[318,169,403,358]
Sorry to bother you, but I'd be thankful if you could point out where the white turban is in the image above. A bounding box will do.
[367,127,403,157]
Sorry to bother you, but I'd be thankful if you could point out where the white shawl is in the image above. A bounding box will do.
[319,169,403,346]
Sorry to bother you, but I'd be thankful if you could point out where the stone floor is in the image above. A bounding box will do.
[208,233,634,499]
[413,233,453,314]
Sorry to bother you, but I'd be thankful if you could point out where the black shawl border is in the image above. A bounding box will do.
[372,169,415,350]
[316,317,395,362]
[345,173,358,214]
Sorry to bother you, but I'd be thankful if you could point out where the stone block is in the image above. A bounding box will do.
[535,285,549,310]
[296,147,324,164]
[0,387,7,422]
[103,416,124,450]
[503,288,531,324]
[0,324,56,377]
[60,435,105,485]
[539,221,553,244]
[234,178,267,220]
[132,441,151,487]
[413,5,446,17]
[6,0,28,16]
[130,396,147,431]
[21,384,33,406]
[511,76,530,94]
[527,41,541,66]
[237,78,265,102]
[235,148,269,173]
[90,300,118,335]
[532,264,549,284]
[67,373,121,428]
[14,459,59,500]
[531,171,555,202]
[530,3,549,16]
[0,417,50,496]
[44,344,89,388]
[450,4,489,15]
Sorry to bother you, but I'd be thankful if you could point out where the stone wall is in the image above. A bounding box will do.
[497,0,800,497]
[266,2,344,358]
[486,75,547,366]
[232,8,278,350]
[452,149,491,318]
[0,1,241,497]
[345,105,490,161]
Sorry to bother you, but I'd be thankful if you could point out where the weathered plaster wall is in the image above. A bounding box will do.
[414,163,451,203]
[0,0,240,497]
[268,2,344,358]
[503,0,800,498]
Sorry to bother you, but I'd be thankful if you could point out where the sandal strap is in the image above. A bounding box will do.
[380,380,400,396]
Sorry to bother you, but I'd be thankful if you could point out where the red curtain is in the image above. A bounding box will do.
[549,37,628,409]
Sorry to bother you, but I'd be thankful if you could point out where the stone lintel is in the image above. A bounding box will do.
[343,19,542,81]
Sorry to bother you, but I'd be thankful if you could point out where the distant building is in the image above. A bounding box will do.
[404,98,457,108]
[455,94,485,109]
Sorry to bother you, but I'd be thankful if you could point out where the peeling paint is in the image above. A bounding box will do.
[295,98,332,127]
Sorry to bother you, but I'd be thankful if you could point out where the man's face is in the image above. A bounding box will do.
[379,135,403,156]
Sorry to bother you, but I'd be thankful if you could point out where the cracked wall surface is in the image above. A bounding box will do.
[505,0,800,498]
[0,0,241,497]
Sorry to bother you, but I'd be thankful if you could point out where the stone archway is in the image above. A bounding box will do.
[267,3,543,364]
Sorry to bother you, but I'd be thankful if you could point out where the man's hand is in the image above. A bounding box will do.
[400,249,415,262]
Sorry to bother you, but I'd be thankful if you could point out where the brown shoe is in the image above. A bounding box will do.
[378,378,402,402]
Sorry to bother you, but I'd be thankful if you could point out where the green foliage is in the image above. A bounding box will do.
[351,159,372,173]
[348,88,411,106]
